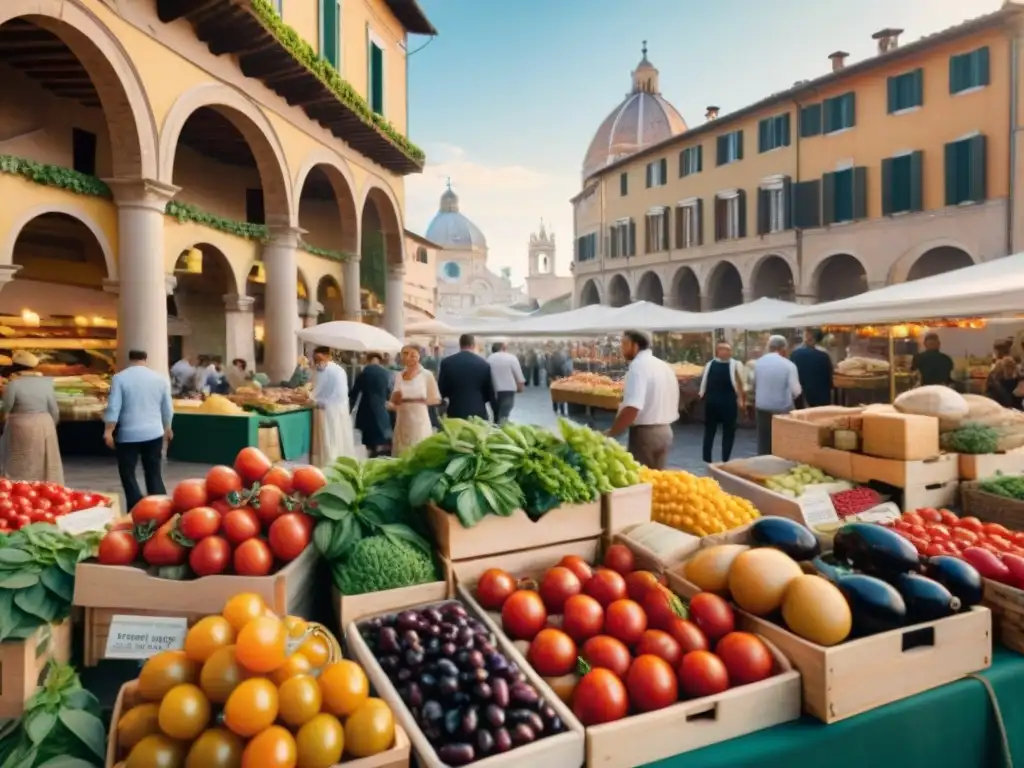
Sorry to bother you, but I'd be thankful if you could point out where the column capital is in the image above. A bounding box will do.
[0,264,22,286]
[266,225,307,249]
[103,177,180,211]
[224,293,256,312]
[102,278,119,295]
[387,261,406,278]
[347,252,362,263]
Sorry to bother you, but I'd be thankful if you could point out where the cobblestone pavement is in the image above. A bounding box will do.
[63,386,758,507]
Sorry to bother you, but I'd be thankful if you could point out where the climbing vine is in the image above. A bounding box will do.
[0,155,111,198]
[299,243,350,262]
[164,201,269,240]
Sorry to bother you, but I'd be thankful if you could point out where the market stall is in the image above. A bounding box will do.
[167,404,313,464]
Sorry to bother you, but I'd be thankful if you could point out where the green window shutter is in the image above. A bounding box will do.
[944,141,958,205]
[853,167,867,220]
[695,198,704,245]
[881,158,894,215]
[758,119,769,153]
[643,217,651,252]
[977,47,991,87]
[620,173,627,196]
[782,176,793,229]
[800,104,822,137]
[791,180,821,229]
[645,164,652,188]
[678,151,685,178]
[909,150,923,211]
[628,220,636,255]
[822,172,836,225]
[369,43,384,113]
[757,188,769,234]
[321,0,338,66]
[950,54,962,94]
[716,136,726,165]
[782,113,791,147]
[663,210,671,249]
[737,189,747,238]
[659,158,667,182]
[970,134,987,202]
[845,92,856,128]
[887,77,898,114]
[696,145,703,172]
[714,198,724,242]
[913,69,924,107]
[736,131,744,160]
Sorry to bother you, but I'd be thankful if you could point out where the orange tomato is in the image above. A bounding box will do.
[222,593,267,633]
[297,635,331,668]
[185,616,236,664]
[278,674,322,728]
[241,725,296,768]
[318,660,369,717]
[223,678,279,737]
[199,645,248,705]
[271,653,313,685]
[236,616,287,673]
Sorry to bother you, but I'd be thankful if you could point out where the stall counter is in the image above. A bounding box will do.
[167,408,312,464]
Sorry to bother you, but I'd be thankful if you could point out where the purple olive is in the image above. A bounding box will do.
[493,727,513,753]
[437,743,475,765]
[511,724,535,746]
[426,623,442,638]
[365,616,384,630]
[444,708,462,735]
[510,683,540,707]
[435,659,459,678]
[378,655,400,674]
[473,682,492,701]
[424,607,444,624]
[461,705,479,736]
[484,703,505,728]
[476,728,495,756]
[422,700,444,724]
[443,603,468,619]
[441,641,458,657]
[461,668,488,685]
[396,610,420,631]
[395,667,413,684]
[403,682,424,708]
[404,648,424,668]
[438,676,459,698]
[486,653,508,674]
[491,678,510,708]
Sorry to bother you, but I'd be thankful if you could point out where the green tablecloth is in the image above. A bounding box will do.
[167,409,312,464]
[651,647,1024,767]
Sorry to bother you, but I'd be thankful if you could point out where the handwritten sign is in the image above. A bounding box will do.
[798,491,839,528]
[105,616,188,660]
[56,506,116,536]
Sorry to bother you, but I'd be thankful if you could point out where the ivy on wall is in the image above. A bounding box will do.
[164,200,269,240]
[250,0,425,165]
[0,155,111,198]
[299,243,351,262]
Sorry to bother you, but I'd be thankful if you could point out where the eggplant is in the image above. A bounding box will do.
[836,573,907,636]
[923,555,984,608]
[749,517,821,561]
[894,573,961,623]
[832,522,920,577]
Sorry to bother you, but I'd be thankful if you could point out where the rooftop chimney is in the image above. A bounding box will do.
[828,50,850,71]
[705,105,719,121]
[872,28,903,54]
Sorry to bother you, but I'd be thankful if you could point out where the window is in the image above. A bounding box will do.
[674,199,702,248]
[882,151,923,215]
[415,246,429,263]
[944,135,987,205]
[757,177,791,234]
[645,209,670,253]
[619,172,629,196]
[758,113,791,153]
[679,146,702,177]
[887,69,923,113]
[716,130,743,166]
[824,92,856,133]
[714,190,746,241]
[246,189,265,225]
[950,47,990,94]
[320,0,341,69]
[645,158,668,188]
[576,233,598,262]
[799,104,822,138]
[822,167,867,225]
[608,220,636,258]
[792,180,821,229]
[72,128,96,175]
[368,35,384,115]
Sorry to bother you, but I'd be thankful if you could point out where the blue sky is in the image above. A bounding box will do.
[402,0,1000,285]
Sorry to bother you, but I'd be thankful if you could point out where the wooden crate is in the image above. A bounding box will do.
[0,620,72,719]
[900,480,959,513]
[850,453,958,488]
[332,580,450,636]
[427,501,603,561]
[445,538,601,595]
[346,600,585,768]
[983,579,1024,654]
[608,524,701,574]
[959,451,1024,481]
[601,483,652,536]
[106,680,412,768]
[959,482,1024,529]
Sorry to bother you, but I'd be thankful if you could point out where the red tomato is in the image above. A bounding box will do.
[923,543,947,558]
[501,590,548,640]
[34,498,51,512]
[189,536,232,577]
[54,502,72,517]
[1013,532,1024,548]
[958,516,984,533]
[940,509,959,527]
[561,594,605,642]
[221,507,261,545]
[626,654,678,712]
[234,447,272,485]
[210,498,234,516]
[953,528,979,545]
[715,632,774,685]
[635,629,683,666]
[917,508,942,523]
[678,650,730,699]
[984,522,1011,538]
[178,507,221,541]
[0,479,12,493]
[604,599,647,646]
[580,635,632,678]
[292,466,327,497]
[13,515,29,529]
[989,535,1013,552]
[261,467,294,494]
[892,520,911,532]
[233,538,274,576]
[902,512,924,527]
[909,524,927,538]
[584,568,628,608]
[908,536,930,555]
[142,519,188,566]
[476,569,517,610]
[665,618,709,654]
[97,530,138,565]
[642,585,687,631]
[688,593,735,646]
[625,571,664,603]
[205,466,243,500]
[926,524,951,541]
[602,544,636,576]
[539,567,582,613]
[527,628,577,677]
[267,512,313,561]
[172,479,208,512]
[11,482,32,498]
[558,555,594,585]
[130,495,174,529]
[0,499,13,515]
[572,669,629,725]
[252,485,290,527]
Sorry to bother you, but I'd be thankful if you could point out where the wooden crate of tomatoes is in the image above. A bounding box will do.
[0,480,113,531]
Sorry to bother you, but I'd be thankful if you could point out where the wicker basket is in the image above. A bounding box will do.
[983,580,1024,654]
[960,481,1024,530]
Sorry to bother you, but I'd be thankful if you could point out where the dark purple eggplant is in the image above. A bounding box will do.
[832,522,920,577]
[894,572,961,623]
[924,555,984,607]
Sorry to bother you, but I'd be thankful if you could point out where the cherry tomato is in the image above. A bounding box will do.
[925,542,948,558]
[267,513,313,561]
[917,508,942,523]
[222,508,261,545]
[558,555,594,584]
[715,632,774,685]
[172,479,208,512]
[665,617,709,654]
[234,447,272,485]
[908,536,930,555]
[98,530,139,565]
[908,524,927,538]
[527,628,577,677]
[131,495,174,528]
[940,509,960,527]
[539,567,582,613]
[626,654,678,712]
[679,650,730,699]
[602,544,636,576]
[206,466,243,500]
[179,507,221,542]
[252,485,290,527]
[476,569,517,610]
[635,629,683,666]
[561,594,604,643]
[0,479,12,493]
[501,590,547,640]
[584,568,627,607]
[233,538,274,576]
[190,536,232,577]
[292,467,327,497]
[927,524,951,541]
[604,599,647,646]
[902,512,924,527]
[572,668,629,725]
[580,635,631,678]
[625,571,663,603]
[261,467,294,494]
[688,593,735,645]
[642,584,687,631]
[958,516,984,533]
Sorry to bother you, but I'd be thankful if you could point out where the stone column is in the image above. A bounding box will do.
[344,255,362,321]
[385,262,405,339]
[741,289,755,304]
[700,294,713,311]
[300,299,323,329]
[224,294,256,369]
[262,226,302,383]
[106,178,179,373]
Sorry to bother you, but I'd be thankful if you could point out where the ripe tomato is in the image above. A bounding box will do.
[54,502,72,516]
[715,632,774,685]
[142,519,187,566]
[234,538,274,577]
[172,479,208,512]
[268,513,313,561]
[138,650,198,701]
[206,466,243,500]
[984,522,1012,538]
[278,674,323,728]
[625,570,663,603]
[635,629,683,666]
[234,447,272,485]
[580,635,631,678]
[642,584,686,630]
[603,544,636,576]
[539,566,582,613]
[200,646,248,704]
[604,599,647,646]
[626,654,678,712]
[222,507,261,545]
[261,467,294,494]
[561,594,605,642]
[292,466,327,497]
[665,618,709,654]
[210,498,234,516]
[224,678,279,736]
[131,495,174,528]
[902,512,924,527]
[295,713,344,768]
[584,568,628,607]
[917,508,942,523]
[0,479,11,493]
[189,536,232,577]
[558,555,594,584]
[184,616,236,664]
[318,660,370,718]
[501,590,548,640]
[688,593,735,645]
[476,568,517,610]
[126,735,187,767]
[572,668,629,725]
[253,485,290,527]
[98,530,139,565]
[185,729,244,768]
[940,509,960,527]
[678,650,730,698]
[179,507,221,541]
[958,516,984,533]
[527,628,577,677]
[927,524,951,541]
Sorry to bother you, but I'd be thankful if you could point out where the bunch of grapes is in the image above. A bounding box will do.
[558,419,642,493]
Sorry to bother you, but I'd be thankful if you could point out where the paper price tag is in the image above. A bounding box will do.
[105,616,188,660]
[798,491,839,527]
[56,506,115,536]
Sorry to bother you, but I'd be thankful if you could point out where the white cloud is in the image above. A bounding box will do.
[404,144,577,285]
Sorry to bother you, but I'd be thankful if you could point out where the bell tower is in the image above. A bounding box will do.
[528,219,555,277]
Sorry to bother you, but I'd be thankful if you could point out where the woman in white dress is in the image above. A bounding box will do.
[391,345,441,456]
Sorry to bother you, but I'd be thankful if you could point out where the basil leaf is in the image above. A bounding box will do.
[40,567,74,604]
[312,520,336,558]
[37,758,98,768]
[408,469,443,508]
[378,523,432,556]
[454,488,483,529]
[0,550,32,566]
[14,583,58,622]
[0,573,40,590]
[56,709,105,760]
[23,709,56,745]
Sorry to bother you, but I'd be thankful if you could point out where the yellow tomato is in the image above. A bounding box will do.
[222,593,267,633]
[317,660,368,718]
[296,636,331,668]
[223,678,279,737]
[284,615,308,639]
[185,728,244,768]
[343,698,394,758]
[158,683,211,741]
[185,616,236,664]
[278,674,322,728]
[242,726,297,768]
[235,616,287,674]
[138,650,197,702]
[295,713,344,768]
[200,645,248,705]
[125,734,187,768]
[117,703,161,752]
[271,653,314,685]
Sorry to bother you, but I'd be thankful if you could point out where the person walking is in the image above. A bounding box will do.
[438,334,494,420]
[488,342,525,424]
[0,352,63,484]
[911,332,955,387]
[349,352,393,457]
[752,335,802,456]
[391,345,442,455]
[606,330,679,469]
[699,342,746,463]
[547,345,570,416]
[310,346,356,465]
[103,349,174,512]
[790,329,833,407]
[524,348,538,387]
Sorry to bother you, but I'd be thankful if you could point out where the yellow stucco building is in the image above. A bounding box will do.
[573,6,1024,312]
[0,0,436,380]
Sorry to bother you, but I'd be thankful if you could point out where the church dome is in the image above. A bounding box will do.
[425,184,487,252]
[582,43,687,181]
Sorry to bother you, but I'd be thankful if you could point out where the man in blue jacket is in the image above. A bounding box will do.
[790,329,833,408]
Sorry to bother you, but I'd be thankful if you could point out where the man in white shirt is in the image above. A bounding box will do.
[487,342,525,424]
[311,346,356,465]
[752,335,802,455]
[607,330,680,469]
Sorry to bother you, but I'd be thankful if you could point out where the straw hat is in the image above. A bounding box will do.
[12,351,39,368]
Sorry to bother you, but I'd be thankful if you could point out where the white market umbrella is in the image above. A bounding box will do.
[296,321,403,353]
[406,317,457,336]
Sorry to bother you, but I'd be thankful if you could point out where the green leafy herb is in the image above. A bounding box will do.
[979,473,1024,501]
[941,423,999,455]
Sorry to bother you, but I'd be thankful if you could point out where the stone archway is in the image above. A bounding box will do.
[317,275,344,322]
[706,262,743,309]
[1,203,116,278]
[671,267,701,311]
[906,246,974,282]
[579,279,601,307]
[815,253,868,301]
[752,255,795,300]
[607,274,631,307]
[359,178,404,334]
[635,271,664,305]
[294,153,359,255]
[170,243,242,363]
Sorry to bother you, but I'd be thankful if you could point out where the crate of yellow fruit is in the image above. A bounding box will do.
[641,468,760,537]
[106,592,411,768]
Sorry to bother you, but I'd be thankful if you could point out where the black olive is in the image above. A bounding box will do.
[491,678,510,708]
[510,682,540,707]
[381,613,397,627]
[378,655,400,674]
[511,724,535,746]
[420,672,438,690]
[523,712,544,734]
[548,715,565,734]
[506,708,532,725]
[473,682,492,701]
[424,607,444,624]
[452,692,471,706]
[438,676,459,698]
[404,648,425,667]
[484,703,505,728]
[443,603,468,619]
[365,616,384,631]
[444,708,462,735]
[493,727,513,753]
[377,627,400,654]
[401,629,420,646]
[476,728,495,756]
[405,682,423,708]
[396,610,420,631]
[395,668,413,684]
[426,623,441,637]
[441,641,458,657]
[437,743,475,765]
[422,700,444,724]
[435,659,459,678]
[460,705,479,736]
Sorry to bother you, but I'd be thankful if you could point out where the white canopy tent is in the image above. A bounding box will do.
[296,321,403,354]
[644,297,803,332]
